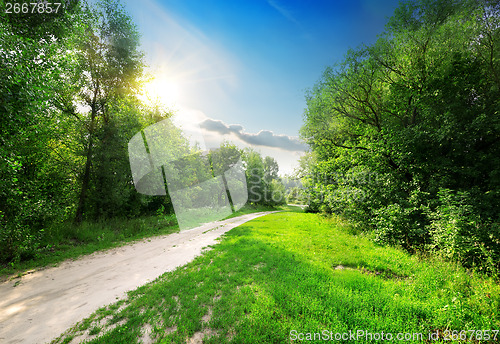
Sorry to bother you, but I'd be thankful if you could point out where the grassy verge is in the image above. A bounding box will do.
[0,215,179,280]
[224,203,298,219]
[0,204,284,280]
[53,211,500,344]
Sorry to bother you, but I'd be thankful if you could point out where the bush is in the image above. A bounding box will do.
[373,202,428,252]
[0,221,42,263]
[429,189,500,275]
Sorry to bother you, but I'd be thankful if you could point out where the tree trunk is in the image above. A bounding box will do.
[74,134,93,223]
[74,98,97,224]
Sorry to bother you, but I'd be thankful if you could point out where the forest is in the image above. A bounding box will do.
[0,0,285,267]
[300,0,500,275]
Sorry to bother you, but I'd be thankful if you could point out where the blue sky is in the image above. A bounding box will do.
[123,0,401,174]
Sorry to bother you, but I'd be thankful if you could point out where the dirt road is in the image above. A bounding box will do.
[0,211,276,344]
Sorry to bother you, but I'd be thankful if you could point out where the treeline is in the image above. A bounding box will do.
[281,176,307,205]
[300,0,500,275]
[0,0,284,265]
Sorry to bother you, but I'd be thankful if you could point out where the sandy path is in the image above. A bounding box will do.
[0,211,276,344]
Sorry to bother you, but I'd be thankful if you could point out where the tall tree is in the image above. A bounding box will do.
[55,0,144,222]
[242,149,285,206]
[0,0,81,261]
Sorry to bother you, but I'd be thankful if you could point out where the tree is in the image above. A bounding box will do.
[242,149,285,206]
[0,0,189,264]
[301,0,500,271]
[209,142,243,212]
[0,0,82,261]
[54,0,145,222]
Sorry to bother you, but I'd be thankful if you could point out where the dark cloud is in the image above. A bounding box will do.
[200,118,308,152]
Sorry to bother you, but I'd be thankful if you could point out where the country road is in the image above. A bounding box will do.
[0,211,277,344]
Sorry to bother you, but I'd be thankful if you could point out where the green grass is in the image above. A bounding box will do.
[52,212,500,344]
[224,203,298,219]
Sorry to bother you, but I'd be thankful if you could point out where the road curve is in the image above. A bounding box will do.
[0,211,277,344]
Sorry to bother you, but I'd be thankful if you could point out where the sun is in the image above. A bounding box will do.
[140,76,181,106]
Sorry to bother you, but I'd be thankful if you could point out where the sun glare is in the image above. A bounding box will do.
[140,76,181,106]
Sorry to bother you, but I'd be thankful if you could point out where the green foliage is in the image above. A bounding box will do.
[0,0,184,264]
[428,189,500,275]
[285,186,308,204]
[62,0,147,223]
[301,0,500,275]
[373,202,428,252]
[243,149,286,206]
[281,174,310,205]
[0,0,82,262]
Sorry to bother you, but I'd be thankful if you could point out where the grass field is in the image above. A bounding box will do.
[52,210,500,344]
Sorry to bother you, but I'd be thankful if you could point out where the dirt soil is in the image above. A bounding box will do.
[0,211,275,344]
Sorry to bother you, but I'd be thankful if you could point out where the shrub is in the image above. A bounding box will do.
[373,202,428,252]
[429,189,500,275]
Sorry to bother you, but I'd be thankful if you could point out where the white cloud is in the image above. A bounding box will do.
[168,107,307,175]
[200,118,308,152]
